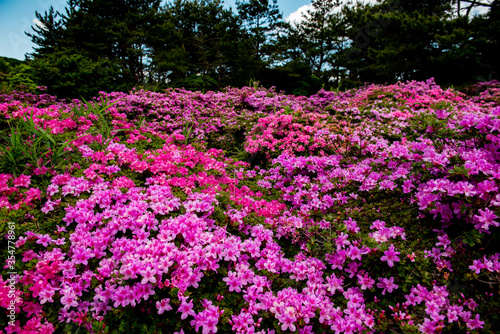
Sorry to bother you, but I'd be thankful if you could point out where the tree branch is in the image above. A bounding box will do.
[460,0,494,8]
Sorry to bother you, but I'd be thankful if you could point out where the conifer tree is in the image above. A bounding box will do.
[27,0,161,98]
[236,0,283,80]
[286,0,344,84]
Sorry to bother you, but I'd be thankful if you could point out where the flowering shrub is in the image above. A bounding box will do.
[469,80,500,107]
[0,79,499,333]
[244,108,350,161]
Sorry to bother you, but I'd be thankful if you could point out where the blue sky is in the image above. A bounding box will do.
[0,0,312,60]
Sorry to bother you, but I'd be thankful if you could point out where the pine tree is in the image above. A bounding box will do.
[150,0,245,91]
[236,0,283,80]
[286,0,344,83]
[27,0,161,97]
[338,0,485,85]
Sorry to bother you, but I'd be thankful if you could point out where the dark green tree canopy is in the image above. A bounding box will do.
[20,0,500,98]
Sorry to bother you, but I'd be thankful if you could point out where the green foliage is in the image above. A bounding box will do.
[261,61,323,96]
[181,122,195,145]
[282,0,344,83]
[337,0,497,85]
[0,109,82,176]
[175,74,218,93]
[0,57,39,93]
[30,52,129,99]
[20,0,499,97]
[236,0,283,77]
[77,96,126,148]
[0,124,31,177]
[21,110,70,166]
[157,0,252,91]
[27,0,161,99]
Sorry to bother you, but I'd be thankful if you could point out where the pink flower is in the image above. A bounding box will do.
[140,267,157,285]
[222,271,243,292]
[22,249,39,262]
[357,272,375,290]
[156,298,173,314]
[469,259,485,274]
[348,245,363,261]
[73,248,91,266]
[377,277,398,295]
[325,273,344,294]
[190,300,222,334]
[112,286,132,308]
[278,306,297,332]
[467,314,484,330]
[178,297,196,320]
[231,311,254,331]
[418,318,438,334]
[36,234,53,247]
[381,244,400,267]
[39,287,56,304]
[112,176,135,189]
[370,220,386,229]
[447,305,462,322]
[473,208,499,231]
[345,261,362,278]
[41,199,61,213]
[174,133,185,141]
[47,184,59,196]
[13,174,31,187]
[60,286,79,309]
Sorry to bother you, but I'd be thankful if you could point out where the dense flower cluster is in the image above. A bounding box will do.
[0,79,499,333]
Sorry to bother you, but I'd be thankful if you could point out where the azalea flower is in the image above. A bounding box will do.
[377,277,398,295]
[381,244,401,267]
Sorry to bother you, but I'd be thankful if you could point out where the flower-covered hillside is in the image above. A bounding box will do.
[0,79,499,333]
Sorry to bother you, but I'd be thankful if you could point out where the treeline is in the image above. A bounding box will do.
[2,0,499,98]
[0,57,39,92]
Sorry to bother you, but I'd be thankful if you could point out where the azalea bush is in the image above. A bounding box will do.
[0,79,499,333]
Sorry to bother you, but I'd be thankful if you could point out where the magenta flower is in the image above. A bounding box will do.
[325,273,344,294]
[73,248,91,266]
[156,298,172,314]
[35,234,53,248]
[447,305,462,322]
[418,318,439,334]
[473,208,499,231]
[467,314,484,330]
[2,81,497,332]
[140,267,157,285]
[377,277,398,295]
[469,259,485,274]
[230,311,254,331]
[39,287,56,304]
[60,286,79,309]
[112,286,132,308]
[357,273,375,290]
[178,297,196,320]
[277,306,297,332]
[22,249,39,262]
[190,300,222,334]
[223,271,243,292]
[370,220,386,230]
[381,244,400,267]
[12,174,31,188]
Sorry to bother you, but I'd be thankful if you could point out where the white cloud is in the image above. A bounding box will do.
[286,4,314,26]
[287,0,494,26]
[458,0,493,16]
[469,6,490,16]
[33,18,47,30]
[286,0,381,26]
